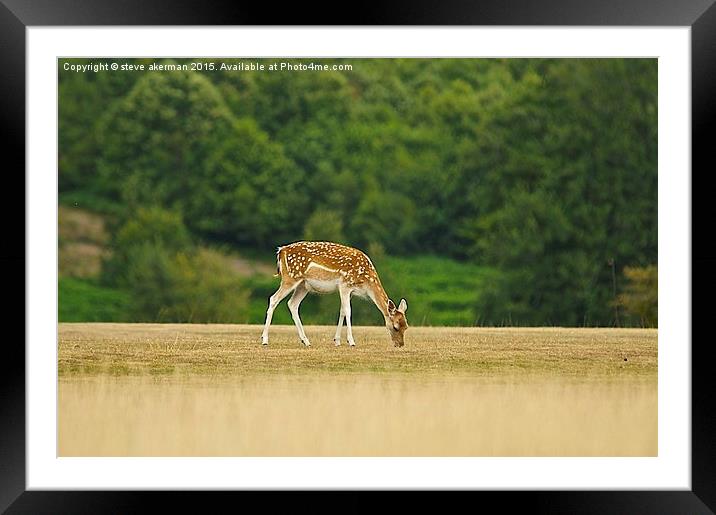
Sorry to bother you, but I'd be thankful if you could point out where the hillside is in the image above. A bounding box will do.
[58,57,658,326]
[58,206,496,326]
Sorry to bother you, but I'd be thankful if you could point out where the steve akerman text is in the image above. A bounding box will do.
[62,61,352,73]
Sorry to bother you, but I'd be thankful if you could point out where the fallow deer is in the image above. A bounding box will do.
[261,241,408,347]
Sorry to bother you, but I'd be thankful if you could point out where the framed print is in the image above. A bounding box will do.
[3,0,715,512]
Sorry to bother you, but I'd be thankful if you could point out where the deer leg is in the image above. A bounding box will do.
[287,282,311,347]
[261,280,298,345]
[333,309,345,346]
[339,286,356,347]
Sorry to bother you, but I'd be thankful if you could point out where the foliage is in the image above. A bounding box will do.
[303,208,346,243]
[59,58,149,192]
[95,65,306,247]
[461,60,657,325]
[102,206,192,286]
[617,265,658,327]
[59,58,657,326]
[101,207,249,322]
[125,246,249,323]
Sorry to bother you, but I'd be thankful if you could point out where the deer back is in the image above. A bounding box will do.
[278,241,380,287]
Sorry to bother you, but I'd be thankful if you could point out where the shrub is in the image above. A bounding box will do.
[103,207,249,322]
[125,245,249,323]
[102,207,192,286]
[617,265,657,327]
[303,208,346,243]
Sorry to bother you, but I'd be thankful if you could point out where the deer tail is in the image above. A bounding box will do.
[274,247,283,277]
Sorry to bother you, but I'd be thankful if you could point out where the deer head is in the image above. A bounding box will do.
[386,298,409,347]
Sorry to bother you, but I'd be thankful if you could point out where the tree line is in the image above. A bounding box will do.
[59,57,657,326]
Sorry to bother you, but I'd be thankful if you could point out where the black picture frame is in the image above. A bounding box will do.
[3,0,714,512]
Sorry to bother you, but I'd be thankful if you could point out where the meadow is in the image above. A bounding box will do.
[58,324,657,456]
[57,58,658,458]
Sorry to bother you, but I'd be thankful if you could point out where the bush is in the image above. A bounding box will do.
[303,208,346,243]
[617,265,657,327]
[125,245,249,323]
[174,248,250,323]
[102,207,249,322]
[102,207,192,286]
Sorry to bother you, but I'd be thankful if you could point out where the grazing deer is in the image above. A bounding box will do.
[261,241,408,347]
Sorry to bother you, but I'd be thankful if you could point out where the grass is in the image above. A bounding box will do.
[58,278,131,322]
[59,374,656,456]
[58,324,657,456]
[377,255,500,326]
[58,323,657,378]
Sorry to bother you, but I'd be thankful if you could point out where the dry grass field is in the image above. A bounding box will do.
[58,323,657,457]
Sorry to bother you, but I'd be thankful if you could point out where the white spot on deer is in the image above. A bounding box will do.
[306,262,339,274]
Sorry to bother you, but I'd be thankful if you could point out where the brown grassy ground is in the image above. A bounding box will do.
[59,323,656,377]
[58,324,657,457]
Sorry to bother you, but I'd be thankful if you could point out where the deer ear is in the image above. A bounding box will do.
[387,299,397,315]
[398,299,408,313]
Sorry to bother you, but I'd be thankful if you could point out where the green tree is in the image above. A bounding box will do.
[59,58,149,193]
[96,67,236,204]
[187,119,307,247]
[463,59,657,326]
[349,188,418,253]
[95,65,306,247]
[58,58,658,327]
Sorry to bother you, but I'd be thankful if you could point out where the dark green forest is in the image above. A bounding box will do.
[58,58,657,327]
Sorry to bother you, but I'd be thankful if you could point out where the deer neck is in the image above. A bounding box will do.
[368,280,391,319]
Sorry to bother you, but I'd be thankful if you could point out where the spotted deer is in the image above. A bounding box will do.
[261,241,408,347]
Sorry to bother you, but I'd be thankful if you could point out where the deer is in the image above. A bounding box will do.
[261,241,408,348]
